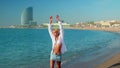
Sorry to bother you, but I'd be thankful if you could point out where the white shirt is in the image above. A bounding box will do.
[48,21,67,54]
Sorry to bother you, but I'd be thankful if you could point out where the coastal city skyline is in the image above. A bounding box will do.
[0,0,120,26]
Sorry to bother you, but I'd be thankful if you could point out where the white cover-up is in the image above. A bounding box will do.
[48,21,67,54]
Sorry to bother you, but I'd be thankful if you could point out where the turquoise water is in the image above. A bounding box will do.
[0,28,120,68]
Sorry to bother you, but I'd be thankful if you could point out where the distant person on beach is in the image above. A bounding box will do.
[48,15,67,68]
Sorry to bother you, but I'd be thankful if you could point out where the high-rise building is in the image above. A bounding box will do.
[21,7,37,26]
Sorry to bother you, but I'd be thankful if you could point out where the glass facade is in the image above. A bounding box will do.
[21,7,33,25]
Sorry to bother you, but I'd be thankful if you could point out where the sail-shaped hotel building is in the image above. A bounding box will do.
[21,7,37,26]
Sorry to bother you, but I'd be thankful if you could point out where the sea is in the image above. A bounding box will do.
[0,28,120,68]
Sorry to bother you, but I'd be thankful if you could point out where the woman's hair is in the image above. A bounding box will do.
[52,28,60,35]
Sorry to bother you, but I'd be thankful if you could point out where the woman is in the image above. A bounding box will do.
[48,15,67,68]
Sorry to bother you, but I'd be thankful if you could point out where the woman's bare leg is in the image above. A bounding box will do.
[56,61,61,68]
[50,60,55,68]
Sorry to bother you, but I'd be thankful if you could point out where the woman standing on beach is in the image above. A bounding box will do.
[48,15,67,68]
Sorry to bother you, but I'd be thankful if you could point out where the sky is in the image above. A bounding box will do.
[0,0,120,26]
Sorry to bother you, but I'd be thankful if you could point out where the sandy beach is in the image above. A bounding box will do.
[63,52,120,68]
[96,53,120,68]
[83,27,120,33]
[67,26,120,33]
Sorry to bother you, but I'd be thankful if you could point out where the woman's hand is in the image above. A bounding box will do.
[49,16,52,24]
[56,15,60,22]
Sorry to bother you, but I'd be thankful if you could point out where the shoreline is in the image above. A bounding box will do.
[64,27,120,33]
[0,26,120,33]
[95,32,120,68]
[96,53,120,68]
[62,28,120,68]
[63,47,120,68]
[0,27,120,68]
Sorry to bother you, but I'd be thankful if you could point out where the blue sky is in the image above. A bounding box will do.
[0,0,120,26]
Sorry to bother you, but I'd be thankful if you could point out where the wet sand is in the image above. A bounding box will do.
[96,53,120,68]
[63,52,120,68]
[80,27,120,68]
